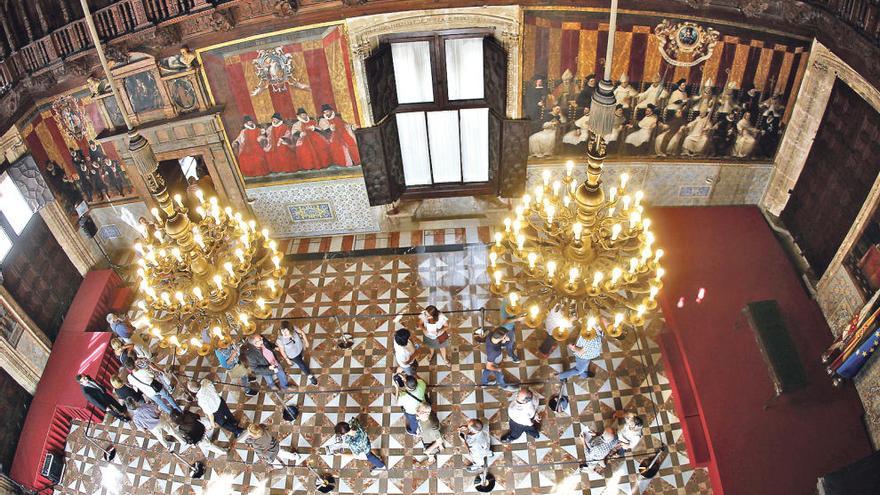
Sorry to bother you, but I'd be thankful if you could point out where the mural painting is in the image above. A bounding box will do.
[22,93,135,214]
[198,24,362,185]
[521,10,809,162]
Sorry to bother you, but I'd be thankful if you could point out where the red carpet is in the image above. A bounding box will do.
[11,270,125,493]
[653,206,871,495]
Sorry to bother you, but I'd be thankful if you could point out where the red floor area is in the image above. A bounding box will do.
[653,206,871,495]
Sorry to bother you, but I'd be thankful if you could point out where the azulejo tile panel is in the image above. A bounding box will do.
[249,178,380,238]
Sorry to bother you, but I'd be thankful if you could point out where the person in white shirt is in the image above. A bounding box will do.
[163,409,228,458]
[539,305,570,356]
[187,378,244,437]
[418,305,450,364]
[458,418,492,472]
[393,328,418,375]
[614,410,644,452]
[501,387,541,443]
[275,320,318,386]
[562,107,591,145]
[624,104,658,150]
[127,359,182,414]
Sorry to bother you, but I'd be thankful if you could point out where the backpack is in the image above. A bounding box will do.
[176,411,205,444]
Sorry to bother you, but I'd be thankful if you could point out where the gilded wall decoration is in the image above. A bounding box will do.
[198,24,363,185]
[521,10,809,163]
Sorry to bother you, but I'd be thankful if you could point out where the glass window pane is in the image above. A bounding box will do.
[396,112,432,186]
[445,38,484,101]
[0,228,10,262]
[0,174,34,235]
[391,42,434,104]
[459,108,489,182]
[427,111,462,183]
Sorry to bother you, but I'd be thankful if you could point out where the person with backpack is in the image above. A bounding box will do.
[127,358,182,414]
[394,374,428,436]
[164,409,228,458]
[241,423,303,466]
[275,321,318,386]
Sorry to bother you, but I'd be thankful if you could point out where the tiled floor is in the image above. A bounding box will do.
[56,241,711,495]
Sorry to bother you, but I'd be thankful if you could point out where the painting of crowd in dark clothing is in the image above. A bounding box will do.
[42,141,133,214]
[522,11,809,162]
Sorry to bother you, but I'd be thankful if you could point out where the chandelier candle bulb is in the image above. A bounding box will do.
[213,275,223,290]
[649,286,659,301]
[609,187,617,202]
[239,313,249,325]
[493,270,503,286]
[175,291,186,306]
[267,278,276,291]
[194,234,204,249]
[547,260,557,278]
[241,235,250,249]
[256,298,267,310]
[268,240,278,251]
[592,271,604,288]
[641,247,652,265]
[192,287,204,301]
[224,262,235,278]
[494,232,503,248]
[151,327,162,338]
[272,256,281,269]
[566,160,574,176]
[527,252,537,270]
[522,194,531,209]
[563,195,571,208]
[546,204,556,225]
[634,190,644,207]
[629,257,639,274]
[516,233,526,251]
[513,219,522,235]
[611,267,623,285]
[608,206,616,218]
[645,232,655,247]
[235,249,245,263]
[614,313,625,327]
[620,173,630,190]
[248,220,257,232]
[212,327,223,338]
[190,337,202,347]
[151,207,161,221]
[134,243,144,255]
[572,222,583,241]
[629,211,641,229]
[508,292,520,310]
[542,170,551,186]
[173,194,184,209]
[552,181,561,197]
[195,189,205,204]
[503,217,512,232]
[489,251,498,268]
[656,267,666,282]
[535,186,544,202]
[621,195,631,211]
[153,230,163,243]
[642,218,651,231]
[611,224,622,241]
[568,267,580,287]
[171,248,182,262]
[654,249,665,263]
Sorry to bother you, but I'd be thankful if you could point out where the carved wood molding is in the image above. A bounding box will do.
[346,6,521,125]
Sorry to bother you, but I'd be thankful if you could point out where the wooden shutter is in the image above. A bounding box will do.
[497,119,530,198]
[355,116,405,206]
[483,37,508,116]
[365,43,398,124]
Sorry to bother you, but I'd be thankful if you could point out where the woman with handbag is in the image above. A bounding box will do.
[418,305,450,364]
[127,358,183,414]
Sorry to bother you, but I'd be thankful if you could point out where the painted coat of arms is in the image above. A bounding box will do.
[51,95,88,141]
[654,20,720,67]
[250,47,310,96]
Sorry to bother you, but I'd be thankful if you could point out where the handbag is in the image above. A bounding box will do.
[436,331,450,345]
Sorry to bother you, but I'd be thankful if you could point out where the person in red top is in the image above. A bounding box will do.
[232,116,270,177]
[318,103,360,167]
[288,108,330,171]
[265,112,297,174]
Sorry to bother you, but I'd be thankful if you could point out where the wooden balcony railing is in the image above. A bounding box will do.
[808,0,880,44]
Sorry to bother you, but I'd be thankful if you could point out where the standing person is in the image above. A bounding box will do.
[240,334,289,392]
[164,410,228,458]
[275,321,318,386]
[458,418,492,473]
[395,374,428,436]
[393,328,418,375]
[77,374,129,422]
[556,326,603,381]
[481,327,519,392]
[106,313,133,343]
[580,427,620,473]
[498,299,523,363]
[266,113,297,173]
[242,423,303,466]
[214,340,255,396]
[501,387,541,443]
[232,116,270,177]
[317,103,360,166]
[418,305,450,364]
[110,374,144,407]
[128,398,177,449]
[127,358,183,414]
[110,337,151,362]
[327,419,387,475]
[187,379,245,438]
[538,305,570,357]
[415,402,443,463]
[288,108,331,171]
[613,411,644,452]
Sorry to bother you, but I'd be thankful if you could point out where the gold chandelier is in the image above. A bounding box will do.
[132,182,285,356]
[489,149,664,341]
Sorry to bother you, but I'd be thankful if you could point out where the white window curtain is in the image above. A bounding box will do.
[0,173,34,235]
[445,38,484,101]
[391,42,434,104]
[396,112,432,186]
[459,108,489,182]
[427,111,462,183]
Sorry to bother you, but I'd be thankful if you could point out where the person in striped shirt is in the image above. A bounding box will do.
[557,328,603,381]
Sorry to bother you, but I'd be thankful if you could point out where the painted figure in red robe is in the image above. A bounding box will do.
[266,112,297,173]
[318,103,360,167]
[232,116,269,177]
[288,108,330,171]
